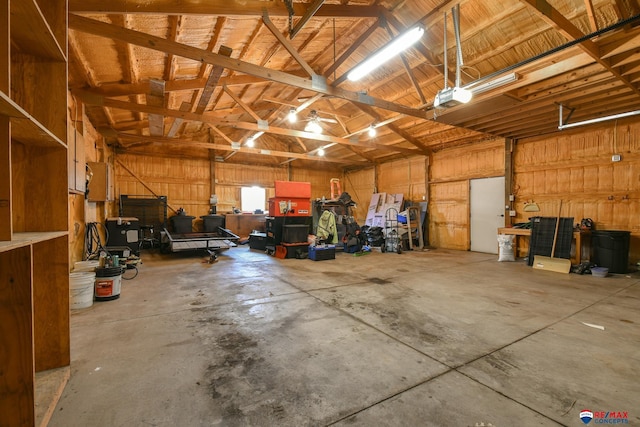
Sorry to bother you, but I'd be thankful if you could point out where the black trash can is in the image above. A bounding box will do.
[170,215,195,233]
[591,230,631,274]
[201,215,225,232]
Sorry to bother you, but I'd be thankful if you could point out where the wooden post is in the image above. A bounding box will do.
[504,138,514,226]
[209,150,216,206]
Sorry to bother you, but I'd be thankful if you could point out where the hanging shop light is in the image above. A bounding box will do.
[347,25,425,82]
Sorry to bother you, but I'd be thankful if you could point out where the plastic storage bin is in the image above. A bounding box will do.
[308,245,336,261]
[170,215,195,233]
[201,214,225,232]
[591,230,630,274]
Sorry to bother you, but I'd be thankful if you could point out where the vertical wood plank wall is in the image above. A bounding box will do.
[114,153,342,228]
[429,140,505,250]
[513,117,640,261]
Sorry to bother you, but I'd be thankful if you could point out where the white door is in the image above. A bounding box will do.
[470,177,505,254]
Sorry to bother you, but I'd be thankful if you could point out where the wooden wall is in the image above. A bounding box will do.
[513,116,640,262]
[342,157,428,224]
[115,153,342,229]
[429,140,505,250]
[68,97,116,267]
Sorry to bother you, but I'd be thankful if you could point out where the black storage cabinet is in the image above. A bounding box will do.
[591,230,631,273]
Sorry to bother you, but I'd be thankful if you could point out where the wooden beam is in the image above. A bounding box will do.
[382,20,427,104]
[166,101,192,137]
[290,0,325,39]
[356,104,431,154]
[194,45,232,114]
[520,0,640,96]
[324,19,380,80]
[76,75,269,97]
[76,90,424,155]
[223,86,262,122]
[117,133,368,164]
[584,0,598,32]
[68,14,431,120]
[262,12,316,77]
[146,79,165,136]
[69,0,383,18]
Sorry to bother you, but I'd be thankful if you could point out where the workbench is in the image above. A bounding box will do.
[498,227,589,265]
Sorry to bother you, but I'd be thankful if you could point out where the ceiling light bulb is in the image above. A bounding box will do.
[368,125,377,137]
[318,148,325,156]
[287,108,297,123]
[305,120,322,134]
[246,138,255,148]
[347,25,424,82]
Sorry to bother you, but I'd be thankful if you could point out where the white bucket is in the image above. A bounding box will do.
[74,260,99,272]
[70,271,96,309]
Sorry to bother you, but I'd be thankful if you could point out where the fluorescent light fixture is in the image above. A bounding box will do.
[305,120,322,134]
[317,148,325,156]
[467,72,519,94]
[558,105,640,130]
[347,25,424,82]
[368,125,377,137]
[287,108,297,123]
[433,86,472,108]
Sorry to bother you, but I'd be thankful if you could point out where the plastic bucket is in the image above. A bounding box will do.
[70,271,96,309]
[95,267,123,301]
[74,260,100,272]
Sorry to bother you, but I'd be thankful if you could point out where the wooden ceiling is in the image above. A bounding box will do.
[68,0,640,168]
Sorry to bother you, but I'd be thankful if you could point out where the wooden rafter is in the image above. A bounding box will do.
[163,15,182,81]
[69,0,382,18]
[75,90,424,156]
[223,86,262,122]
[167,101,191,137]
[194,45,232,114]
[77,75,269,97]
[290,0,325,39]
[117,133,367,164]
[68,14,431,120]
[357,104,431,154]
[262,12,316,77]
[382,20,427,105]
[324,19,380,80]
[584,0,598,32]
[146,79,165,136]
[520,0,640,96]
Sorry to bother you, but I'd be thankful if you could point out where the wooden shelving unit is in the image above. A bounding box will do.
[0,0,70,426]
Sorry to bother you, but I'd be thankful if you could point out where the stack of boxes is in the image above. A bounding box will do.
[266,181,312,258]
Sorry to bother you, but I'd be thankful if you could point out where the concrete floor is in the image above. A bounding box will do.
[50,246,640,427]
